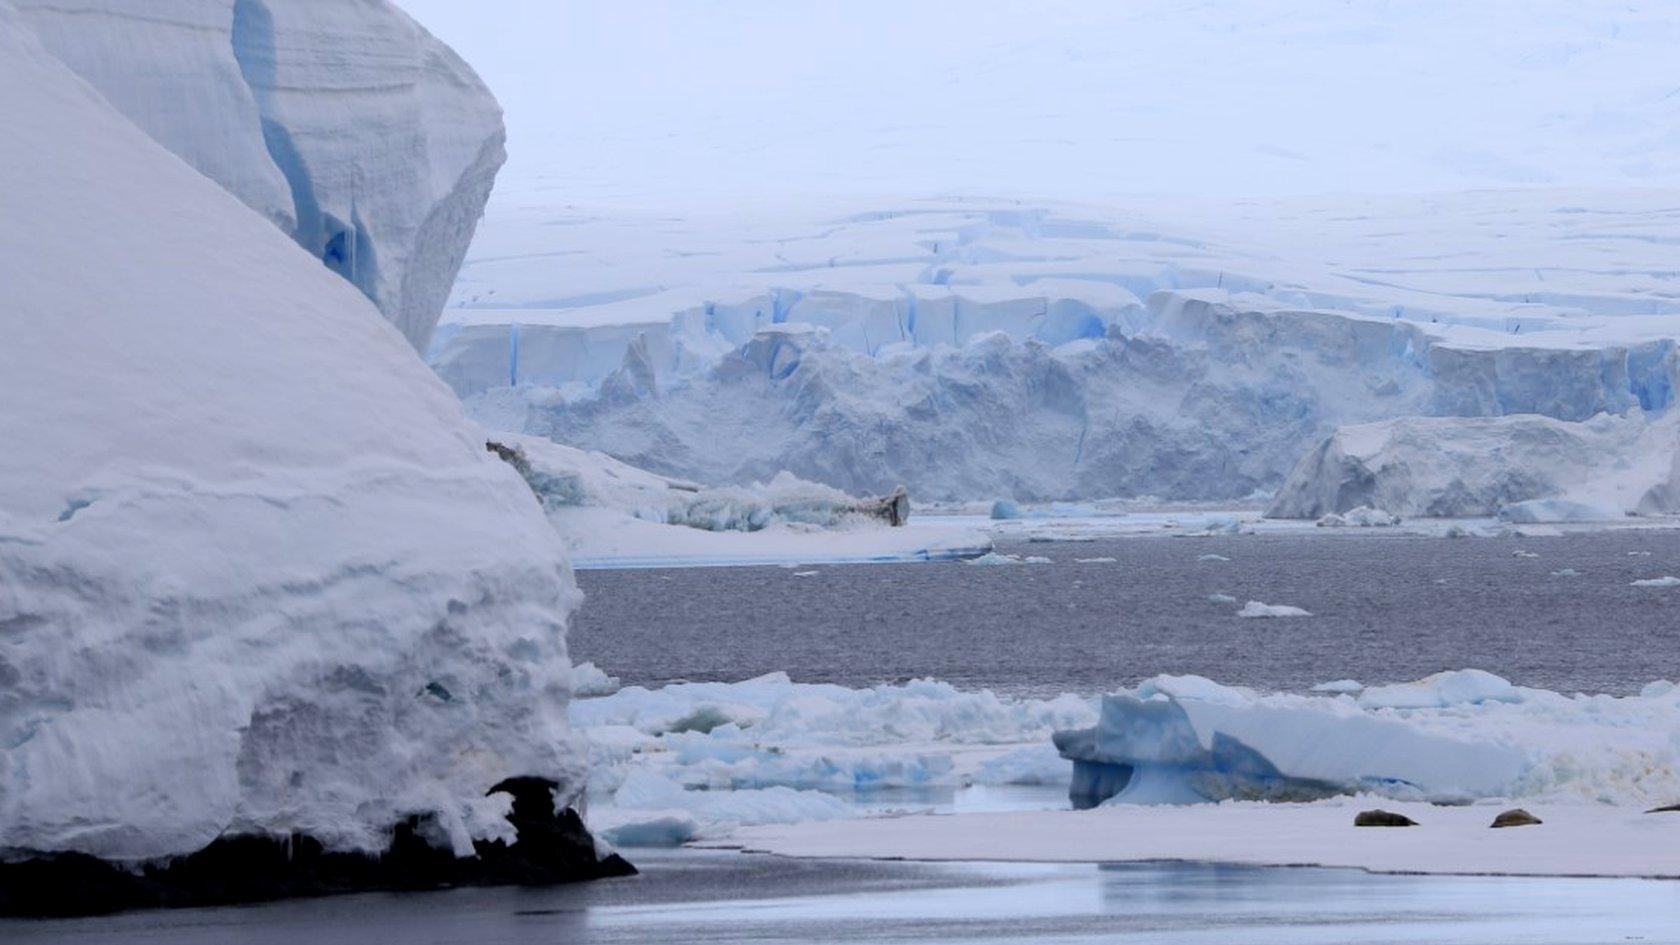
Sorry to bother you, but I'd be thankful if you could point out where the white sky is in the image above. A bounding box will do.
[399,1,1680,206]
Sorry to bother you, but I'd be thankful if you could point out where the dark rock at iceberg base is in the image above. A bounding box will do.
[0,778,635,918]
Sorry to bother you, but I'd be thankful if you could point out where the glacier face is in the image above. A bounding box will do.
[14,0,505,350]
[462,293,1677,503]
[431,194,1680,504]
[0,7,577,861]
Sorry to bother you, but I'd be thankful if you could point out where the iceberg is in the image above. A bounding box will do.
[1054,671,1680,809]
[1269,412,1680,520]
[15,0,505,350]
[0,4,616,911]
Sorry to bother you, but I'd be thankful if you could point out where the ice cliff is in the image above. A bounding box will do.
[460,291,1678,503]
[14,0,505,350]
[1269,412,1680,520]
[0,5,586,869]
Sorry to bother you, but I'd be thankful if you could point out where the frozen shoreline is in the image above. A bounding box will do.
[711,801,1680,879]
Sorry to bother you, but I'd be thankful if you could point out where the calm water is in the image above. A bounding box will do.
[572,530,1680,697]
[10,852,1679,945]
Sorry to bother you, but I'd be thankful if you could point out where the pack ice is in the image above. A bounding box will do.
[0,7,580,862]
[13,0,505,350]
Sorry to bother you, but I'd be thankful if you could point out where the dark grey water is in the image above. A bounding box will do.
[572,530,1680,697]
[10,852,1679,945]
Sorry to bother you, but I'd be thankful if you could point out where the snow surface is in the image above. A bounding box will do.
[16,0,505,350]
[718,801,1680,879]
[0,8,579,862]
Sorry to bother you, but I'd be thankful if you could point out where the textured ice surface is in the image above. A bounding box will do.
[16,0,505,350]
[0,11,578,862]
[435,198,1680,503]
[490,432,988,567]
[573,674,1095,841]
[1055,671,1680,808]
[1270,413,1680,519]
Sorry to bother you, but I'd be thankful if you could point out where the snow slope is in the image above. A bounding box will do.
[15,0,505,350]
[0,8,578,862]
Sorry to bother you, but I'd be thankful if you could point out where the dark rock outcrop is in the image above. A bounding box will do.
[0,778,633,918]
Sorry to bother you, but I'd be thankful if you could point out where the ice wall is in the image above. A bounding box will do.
[0,8,580,863]
[15,0,505,350]
[1267,412,1680,519]
[469,292,1675,502]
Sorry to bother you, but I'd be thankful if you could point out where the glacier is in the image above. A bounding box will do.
[423,190,1680,506]
[15,0,505,350]
[0,1,613,892]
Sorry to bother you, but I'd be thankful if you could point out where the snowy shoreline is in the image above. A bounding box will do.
[710,802,1680,880]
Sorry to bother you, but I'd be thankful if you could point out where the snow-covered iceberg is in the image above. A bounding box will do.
[0,4,605,889]
[1268,412,1680,520]
[1054,671,1680,809]
[15,0,505,350]
[486,432,985,568]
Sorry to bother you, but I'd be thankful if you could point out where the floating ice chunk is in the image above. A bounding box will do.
[1499,499,1620,524]
[1237,601,1312,618]
[990,499,1023,520]
[1317,506,1400,527]
[1075,557,1118,564]
[1443,524,1476,538]
[1631,576,1680,587]
[1056,682,1531,807]
[975,744,1071,786]
[1207,593,1239,605]
[792,570,820,577]
[1513,550,1541,558]
[1629,551,1654,557]
[1642,680,1677,698]
[1198,553,1231,562]
[1550,568,1582,577]
[1357,670,1521,710]
[571,662,622,698]
[968,552,1051,565]
[596,811,701,848]
[1312,679,1364,694]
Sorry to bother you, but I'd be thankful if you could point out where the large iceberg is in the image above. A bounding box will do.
[0,2,610,895]
[15,0,505,350]
[1268,412,1680,520]
[1054,672,1680,809]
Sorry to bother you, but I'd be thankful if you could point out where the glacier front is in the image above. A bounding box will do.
[14,0,505,350]
[0,2,609,892]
